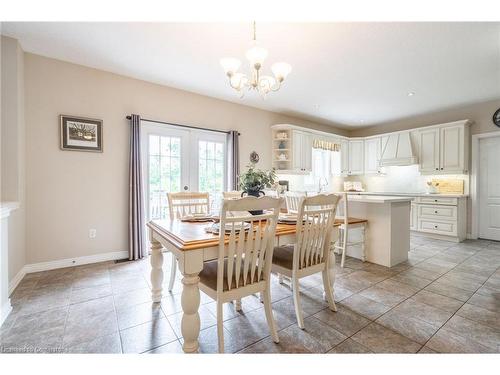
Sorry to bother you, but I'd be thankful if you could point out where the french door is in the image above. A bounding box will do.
[141,120,227,220]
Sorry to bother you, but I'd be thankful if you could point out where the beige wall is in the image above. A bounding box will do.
[1,36,26,283]
[349,99,500,137]
[24,53,346,265]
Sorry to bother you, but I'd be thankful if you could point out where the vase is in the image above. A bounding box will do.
[242,190,265,215]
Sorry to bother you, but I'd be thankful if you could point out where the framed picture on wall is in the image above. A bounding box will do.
[60,115,103,152]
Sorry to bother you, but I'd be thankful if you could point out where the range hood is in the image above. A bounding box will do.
[379,131,418,166]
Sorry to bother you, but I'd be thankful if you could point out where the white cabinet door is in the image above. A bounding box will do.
[340,139,349,175]
[440,124,464,173]
[292,130,303,171]
[410,203,417,231]
[348,140,364,175]
[364,137,381,174]
[291,130,312,173]
[301,132,312,172]
[419,128,440,173]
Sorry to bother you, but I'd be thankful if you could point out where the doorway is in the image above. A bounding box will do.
[478,134,500,241]
[141,120,227,220]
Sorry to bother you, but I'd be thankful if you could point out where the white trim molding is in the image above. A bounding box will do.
[470,130,500,240]
[9,250,128,295]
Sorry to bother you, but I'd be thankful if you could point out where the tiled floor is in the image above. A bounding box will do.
[1,235,499,354]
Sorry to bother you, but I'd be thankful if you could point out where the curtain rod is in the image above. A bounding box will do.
[126,115,241,136]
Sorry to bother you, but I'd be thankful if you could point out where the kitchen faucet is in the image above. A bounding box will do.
[318,177,329,193]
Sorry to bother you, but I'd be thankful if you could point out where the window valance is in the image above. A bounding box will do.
[312,139,341,152]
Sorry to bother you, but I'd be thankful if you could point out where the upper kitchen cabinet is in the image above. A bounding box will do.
[292,130,312,173]
[419,120,471,175]
[339,139,349,175]
[348,140,365,175]
[364,137,381,174]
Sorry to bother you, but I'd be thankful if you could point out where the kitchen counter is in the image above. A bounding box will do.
[346,191,468,198]
[344,194,414,203]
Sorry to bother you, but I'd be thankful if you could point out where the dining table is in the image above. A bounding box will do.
[146,217,341,353]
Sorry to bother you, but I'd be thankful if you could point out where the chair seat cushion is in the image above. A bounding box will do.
[199,259,263,292]
[272,245,295,270]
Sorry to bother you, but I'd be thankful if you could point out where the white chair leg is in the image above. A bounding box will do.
[361,225,366,262]
[340,228,348,268]
[217,301,224,353]
[262,288,279,343]
[292,276,304,329]
[278,274,284,284]
[322,269,337,312]
[168,252,177,292]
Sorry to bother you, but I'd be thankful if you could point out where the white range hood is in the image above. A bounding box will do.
[379,131,418,166]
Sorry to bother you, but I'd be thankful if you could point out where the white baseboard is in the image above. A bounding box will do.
[9,250,128,295]
[466,233,477,240]
[0,301,13,327]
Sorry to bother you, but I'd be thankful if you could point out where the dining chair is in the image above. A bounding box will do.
[166,192,210,291]
[222,191,242,199]
[333,193,368,268]
[284,191,307,214]
[198,196,282,353]
[272,193,340,329]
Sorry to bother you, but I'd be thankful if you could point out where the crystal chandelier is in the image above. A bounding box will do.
[220,22,292,98]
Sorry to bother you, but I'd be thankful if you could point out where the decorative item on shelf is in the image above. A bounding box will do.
[426,180,440,194]
[220,21,292,98]
[60,115,103,152]
[238,162,277,215]
[278,140,286,149]
[343,181,363,192]
[276,131,288,140]
[249,151,260,164]
[431,179,464,194]
[278,153,287,161]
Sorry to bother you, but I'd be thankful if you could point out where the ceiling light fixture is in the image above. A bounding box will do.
[220,22,292,98]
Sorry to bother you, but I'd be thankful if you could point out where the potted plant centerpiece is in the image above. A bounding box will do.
[239,163,277,214]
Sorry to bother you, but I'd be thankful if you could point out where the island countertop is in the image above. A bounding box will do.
[335,194,413,204]
[346,191,468,198]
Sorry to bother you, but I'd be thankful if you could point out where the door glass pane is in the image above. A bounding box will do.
[149,134,182,219]
[198,140,225,211]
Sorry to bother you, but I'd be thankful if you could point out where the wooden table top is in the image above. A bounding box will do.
[148,218,348,252]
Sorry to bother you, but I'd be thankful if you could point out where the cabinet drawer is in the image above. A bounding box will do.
[416,196,457,205]
[418,219,457,236]
[418,204,457,220]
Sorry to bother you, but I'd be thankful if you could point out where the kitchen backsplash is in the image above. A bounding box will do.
[347,165,469,194]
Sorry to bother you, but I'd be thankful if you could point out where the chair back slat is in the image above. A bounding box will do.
[294,194,340,270]
[217,196,281,292]
[222,191,242,200]
[285,191,306,214]
[167,192,210,219]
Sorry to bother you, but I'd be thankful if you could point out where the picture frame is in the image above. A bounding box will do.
[60,115,103,152]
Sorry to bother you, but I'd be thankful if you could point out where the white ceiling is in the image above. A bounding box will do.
[3,22,500,128]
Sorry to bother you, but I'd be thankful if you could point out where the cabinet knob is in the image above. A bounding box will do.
[434,225,438,229]
[434,199,438,202]
[435,168,439,170]
[440,168,444,170]
[434,211,438,213]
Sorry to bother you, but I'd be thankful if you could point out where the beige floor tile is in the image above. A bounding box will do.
[426,327,496,353]
[392,299,454,327]
[146,340,184,353]
[376,310,439,344]
[328,338,372,353]
[411,290,464,313]
[359,285,409,307]
[456,303,500,330]
[313,305,370,336]
[442,315,500,350]
[351,323,421,353]
[65,332,122,353]
[116,301,165,330]
[467,293,500,313]
[424,280,474,302]
[340,294,392,320]
[120,318,178,353]
[167,305,217,338]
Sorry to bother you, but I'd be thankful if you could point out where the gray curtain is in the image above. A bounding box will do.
[128,114,145,260]
[227,130,240,190]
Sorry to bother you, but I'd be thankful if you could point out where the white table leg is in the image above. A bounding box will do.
[150,234,164,303]
[181,272,201,353]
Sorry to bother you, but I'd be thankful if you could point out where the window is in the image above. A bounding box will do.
[304,148,340,190]
[198,140,225,211]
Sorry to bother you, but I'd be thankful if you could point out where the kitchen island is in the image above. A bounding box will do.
[341,194,413,267]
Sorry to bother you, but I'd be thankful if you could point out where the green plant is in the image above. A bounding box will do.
[239,163,277,193]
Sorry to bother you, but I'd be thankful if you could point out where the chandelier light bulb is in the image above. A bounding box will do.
[220,58,241,75]
[245,43,268,69]
[230,73,248,90]
[271,62,292,81]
